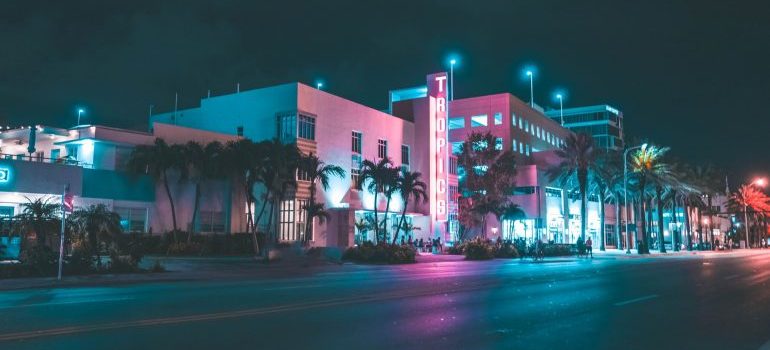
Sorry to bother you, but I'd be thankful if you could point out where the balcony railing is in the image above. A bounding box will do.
[0,153,94,169]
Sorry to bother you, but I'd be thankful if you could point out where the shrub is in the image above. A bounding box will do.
[495,242,519,258]
[0,263,29,279]
[463,238,495,260]
[342,242,416,264]
[446,242,466,255]
[65,239,95,274]
[19,245,58,276]
[108,253,140,273]
[166,242,203,256]
[543,244,574,257]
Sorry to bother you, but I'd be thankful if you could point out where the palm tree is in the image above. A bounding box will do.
[127,138,183,241]
[728,184,770,248]
[68,204,122,266]
[298,153,345,245]
[692,165,721,249]
[357,157,394,243]
[549,133,596,242]
[262,140,300,245]
[354,218,370,244]
[223,139,268,255]
[392,170,427,244]
[628,144,670,253]
[15,197,60,248]
[589,150,621,251]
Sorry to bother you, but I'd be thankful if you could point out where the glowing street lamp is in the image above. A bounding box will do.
[77,108,85,126]
[316,82,323,90]
[526,70,534,108]
[556,93,564,125]
[624,143,647,253]
[449,58,457,101]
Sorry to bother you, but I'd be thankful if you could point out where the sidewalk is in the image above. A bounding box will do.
[592,248,770,259]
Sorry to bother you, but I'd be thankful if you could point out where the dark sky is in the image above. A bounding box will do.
[2,0,769,182]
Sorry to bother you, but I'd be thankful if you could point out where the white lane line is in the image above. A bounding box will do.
[724,274,740,280]
[0,297,134,310]
[614,294,659,306]
[263,284,325,291]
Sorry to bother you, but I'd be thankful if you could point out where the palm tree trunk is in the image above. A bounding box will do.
[383,196,392,244]
[638,180,648,254]
[372,192,379,244]
[393,201,409,245]
[707,195,714,250]
[671,196,680,251]
[304,182,316,245]
[697,207,703,250]
[579,173,588,242]
[684,204,692,250]
[599,190,606,251]
[656,185,666,253]
[615,195,622,250]
[162,169,178,242]
[189,182,201,244]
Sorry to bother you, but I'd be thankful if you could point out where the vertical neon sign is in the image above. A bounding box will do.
[428,72,448,222]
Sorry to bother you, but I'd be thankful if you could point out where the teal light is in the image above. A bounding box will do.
[0,167,9,183]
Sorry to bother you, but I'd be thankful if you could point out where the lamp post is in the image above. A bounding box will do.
[77,108,85,126]
[744,178,766,248]
[316,82,323,90]
[556,94,564,125]
[624,143,647,253]
[449,59,456,101]
[526,71,534,107]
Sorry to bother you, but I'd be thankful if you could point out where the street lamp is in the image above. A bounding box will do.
[449,59,457,101]
[526,70,534,108]
[77,108,85,126]
[744,177,766,248]
[624,143,647,253]
[556,93,564,125]
[316,82,323,90]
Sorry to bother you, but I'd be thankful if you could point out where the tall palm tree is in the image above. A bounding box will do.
[298,153,345,245]
[692,165,721,249]
[628,144,670,253]
[357,157,394,243]
[262,140,300,244]
[15,197,60,248]
[127,138,183,240]
[392,170,427,244]
[68,204,122,266]
[728,184,770,248]
[549,133,596,242]
[589,149,621,251]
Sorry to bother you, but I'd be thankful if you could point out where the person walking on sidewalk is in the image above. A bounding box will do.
[586,237,593,258]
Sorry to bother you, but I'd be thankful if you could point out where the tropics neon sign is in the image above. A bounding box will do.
[429,72,448,222]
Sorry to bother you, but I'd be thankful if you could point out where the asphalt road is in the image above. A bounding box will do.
[2,251,770,350]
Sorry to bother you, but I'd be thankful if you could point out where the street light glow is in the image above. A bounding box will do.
[753,178,766,187]
[450,59,457,65]
[526,70,533,76]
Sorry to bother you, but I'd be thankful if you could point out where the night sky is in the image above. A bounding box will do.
[2,0,769,182]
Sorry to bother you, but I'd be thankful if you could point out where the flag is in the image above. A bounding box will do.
[63,184,74,213]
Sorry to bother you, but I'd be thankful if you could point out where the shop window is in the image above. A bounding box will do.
[471,115,488,127]
[448,117,465,130]
[378,139,388,159]
[494,113,503,125]
[115,207,147,233]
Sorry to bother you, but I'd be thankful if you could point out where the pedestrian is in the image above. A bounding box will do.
[437,236,443,253]
[408,235,413,246]
[586,237,593,258]
[418,238,424,253]
[401,236,406,245]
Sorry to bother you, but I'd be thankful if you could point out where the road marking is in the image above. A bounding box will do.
[724,274,740,280]
[0,297,134,310]
[614,294,658,306]
[263,284,324,291]
[0,281,502,342]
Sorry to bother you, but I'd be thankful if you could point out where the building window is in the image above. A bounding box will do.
[114,146,133,171]
[352,131,362,153]
[352,154,362,186]
[519,142,524,154]
[449,185,459,201]
[524,120,529,132]
[448,117,465,130]
[471,114,488,127]
[199,210,225,233]
[511,113,517,126]
[278,113,297,142]
[378,139,388,159]
[115,207,147,233]
[298,114,316,140]
[452,142,463,155]
[512,139,517,152]
[494,112,503,125]
[519,118,523,129]
[237,126,244,137]
[297,199,310,241]
[449,156,458,175]
[297,168,311,181]
[279,199,298,241]
[495,137,503,150]
[526,144,531,156]
[401,145,410,166]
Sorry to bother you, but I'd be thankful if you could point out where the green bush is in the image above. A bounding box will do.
[446,242,466,255]
[463,238,495,260]
[65,240,95,274]
[0,263,29,278]
[342,242,416,264]
[131,233,261,256]
[495,242,519,258]
[19,245,58,276]
[543,244,574,257]
[107,251,141,273]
